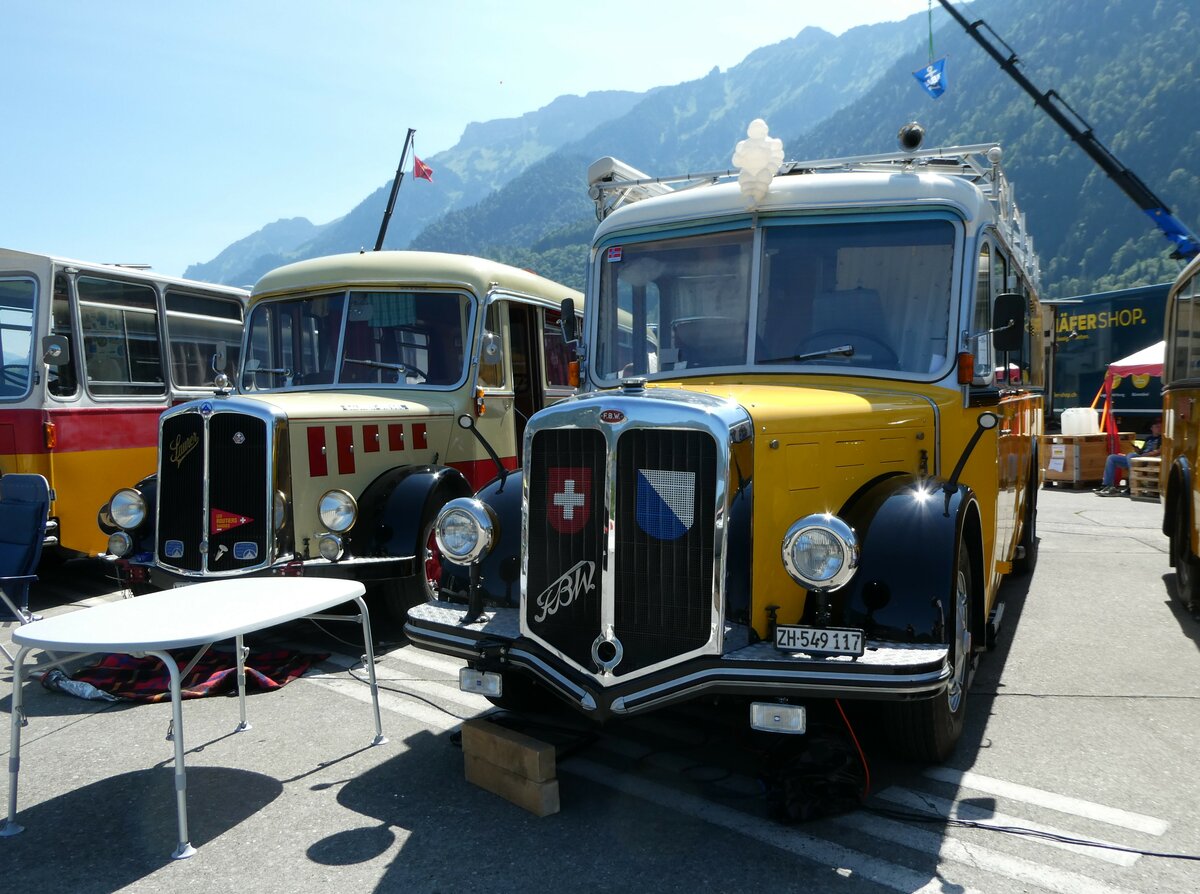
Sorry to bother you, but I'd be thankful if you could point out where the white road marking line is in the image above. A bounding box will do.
[302,674,483,730]
[923,767,1170,836]
[875,786,1139,866]
[377,645,466,677]
[838,812,1147,894]
[565,757,984,894]
[306,666,491,711]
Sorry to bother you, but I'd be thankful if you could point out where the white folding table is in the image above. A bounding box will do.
[1,577,386,859]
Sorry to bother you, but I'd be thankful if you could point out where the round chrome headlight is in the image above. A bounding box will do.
[434,498,498,564]
[318,489,357,533]
[781,514,859,591]
[107,531,133,558]
[317,533,344,562]
[110,488,147,530]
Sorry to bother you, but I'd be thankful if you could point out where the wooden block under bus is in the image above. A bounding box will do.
[461,718,556,782]
[464,752,561,816]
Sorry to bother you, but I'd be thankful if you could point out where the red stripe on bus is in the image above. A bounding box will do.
[388,423,404,451]
[413,422,428,449]
[336,425,355,475]
[0,407,162,455]
[363,424,380,453]
[307,426,328,477]
[447,456,519,491]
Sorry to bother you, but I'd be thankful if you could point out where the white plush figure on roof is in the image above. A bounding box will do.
[732,118,784,207]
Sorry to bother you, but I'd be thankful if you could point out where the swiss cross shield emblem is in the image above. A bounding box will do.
[547,467,591,534]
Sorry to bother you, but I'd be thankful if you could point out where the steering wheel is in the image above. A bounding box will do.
[794,329,899,368]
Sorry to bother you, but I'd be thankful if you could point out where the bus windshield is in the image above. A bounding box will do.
[594,217,956,380]
[241,289,474,391]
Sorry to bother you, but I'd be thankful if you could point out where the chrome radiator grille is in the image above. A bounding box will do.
[157,407,270,575]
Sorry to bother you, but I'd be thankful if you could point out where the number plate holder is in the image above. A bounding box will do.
[774,625,865,657]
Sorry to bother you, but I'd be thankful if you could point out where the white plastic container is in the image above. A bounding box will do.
[1061,407,1100,436]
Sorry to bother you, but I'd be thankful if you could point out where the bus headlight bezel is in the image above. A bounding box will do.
[318,489,357,533]
[781,514,859,592]
[109,488,147,530]
[434,498,498,565]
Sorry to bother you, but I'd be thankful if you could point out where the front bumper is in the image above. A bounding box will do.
[405,601,952,720]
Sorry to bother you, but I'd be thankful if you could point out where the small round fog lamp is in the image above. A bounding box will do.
[107,530,133,558]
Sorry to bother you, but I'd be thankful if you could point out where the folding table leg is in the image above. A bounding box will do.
[235,634,251,732]
[0,645,31,838]
[149,650,195,859]
[353,595,387,746]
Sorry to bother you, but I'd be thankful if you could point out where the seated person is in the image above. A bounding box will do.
[1095,417,1162,496]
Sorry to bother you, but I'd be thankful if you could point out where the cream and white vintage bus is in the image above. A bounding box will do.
[1160,250,1200,614]
[405,124,1045,761]
[102,251,581,623]
[0,247,247,558]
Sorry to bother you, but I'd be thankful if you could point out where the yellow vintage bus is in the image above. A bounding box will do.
[0,248,246,558]
[1160,250,1200,613]
[101,251,581,623]
[406,125,1045,761]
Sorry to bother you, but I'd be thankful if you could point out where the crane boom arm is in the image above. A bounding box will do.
[935,0,1198,259]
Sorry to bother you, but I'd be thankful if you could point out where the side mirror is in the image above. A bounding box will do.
[560,298,578,344]
[211,349,227,374]
[42,334,70,367]
[992,292,1026,353]
[480,331,503,366]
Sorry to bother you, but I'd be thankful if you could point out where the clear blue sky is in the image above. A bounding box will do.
[1,1,934,278]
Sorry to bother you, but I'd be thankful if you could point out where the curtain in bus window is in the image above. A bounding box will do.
[0,278,35,398]
[77,276,164,396]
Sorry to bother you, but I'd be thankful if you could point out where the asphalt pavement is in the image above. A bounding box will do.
[2,485,1198,894]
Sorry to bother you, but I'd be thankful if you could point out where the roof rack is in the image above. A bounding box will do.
[587,142,1040,288]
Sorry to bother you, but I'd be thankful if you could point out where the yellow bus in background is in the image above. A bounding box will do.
[1161,251,1200,613]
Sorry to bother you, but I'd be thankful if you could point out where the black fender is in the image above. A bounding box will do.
[99,474,158,558]
[1163,456,1191,546]
[835,474,983,646]
[441,470,525,608]
[347,465,471,568]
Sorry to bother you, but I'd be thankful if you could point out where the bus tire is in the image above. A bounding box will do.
[1171,499,1199,613]
[887,539,973,762]
[373,517,441,629]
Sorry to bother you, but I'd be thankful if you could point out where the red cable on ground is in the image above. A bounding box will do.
[834,698,871,799]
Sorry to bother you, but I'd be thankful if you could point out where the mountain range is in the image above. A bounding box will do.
[185,0,1200,299]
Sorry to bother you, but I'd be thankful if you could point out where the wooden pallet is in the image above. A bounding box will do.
[1128,456,1161,502]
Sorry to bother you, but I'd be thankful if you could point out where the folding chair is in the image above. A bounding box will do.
[1,473,50,664]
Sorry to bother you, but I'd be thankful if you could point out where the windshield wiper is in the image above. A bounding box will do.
[790,344,855,362]
[343,356,427,379]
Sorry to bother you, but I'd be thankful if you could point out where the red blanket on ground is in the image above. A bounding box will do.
[56,648,328,702]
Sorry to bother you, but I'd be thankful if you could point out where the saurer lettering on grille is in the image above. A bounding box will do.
[533,560,596,623]
[168,432,199,469]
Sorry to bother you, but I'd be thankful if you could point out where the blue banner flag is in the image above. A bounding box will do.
[913,57,947,99]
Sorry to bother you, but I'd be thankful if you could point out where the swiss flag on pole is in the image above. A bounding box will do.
[413,156,434,181]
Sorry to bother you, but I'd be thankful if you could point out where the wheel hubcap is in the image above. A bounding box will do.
[947,568,971,713]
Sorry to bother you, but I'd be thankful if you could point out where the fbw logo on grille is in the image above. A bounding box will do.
[547,467,591,534]
[636,469,695,540]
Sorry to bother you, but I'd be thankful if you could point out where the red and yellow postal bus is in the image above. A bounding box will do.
[0,248,246,557]
[406,125,1045,762]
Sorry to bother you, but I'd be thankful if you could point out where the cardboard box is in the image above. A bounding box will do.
[1043,432,1135,485]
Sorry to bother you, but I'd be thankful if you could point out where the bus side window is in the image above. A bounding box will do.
[47,273,78,398]
[478,303,507,389]
[972,243,993,382]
